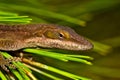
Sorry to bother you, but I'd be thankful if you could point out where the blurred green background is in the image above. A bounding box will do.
[0,0,120,80]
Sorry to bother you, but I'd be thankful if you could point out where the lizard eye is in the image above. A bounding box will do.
[44,30,66,39]
[58,33,64,39]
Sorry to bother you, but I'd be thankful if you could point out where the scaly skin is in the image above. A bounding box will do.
[0,24,93,71]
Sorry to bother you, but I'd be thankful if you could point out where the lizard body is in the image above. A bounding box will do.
[0,24,93,72]
[0,24,93,51]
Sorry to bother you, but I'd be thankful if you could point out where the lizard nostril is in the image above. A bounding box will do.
[87,43,94,50]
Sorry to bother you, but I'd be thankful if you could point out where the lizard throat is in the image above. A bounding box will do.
[43,39,93,50]
[25,37,93,50]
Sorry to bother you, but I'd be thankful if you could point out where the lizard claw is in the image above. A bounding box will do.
[0,54,21,72]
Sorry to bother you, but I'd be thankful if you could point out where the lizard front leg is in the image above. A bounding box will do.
[0,53,21,72]
[0,39,23,71]
[0,39,29,72]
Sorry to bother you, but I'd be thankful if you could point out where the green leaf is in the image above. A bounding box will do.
[0,11,32,24]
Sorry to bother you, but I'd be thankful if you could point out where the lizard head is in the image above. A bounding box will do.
[29,24,93,50]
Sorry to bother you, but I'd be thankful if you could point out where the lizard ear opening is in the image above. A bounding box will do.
[33,31,43,37]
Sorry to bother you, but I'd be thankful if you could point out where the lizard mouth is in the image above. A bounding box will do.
[54,40,93,50]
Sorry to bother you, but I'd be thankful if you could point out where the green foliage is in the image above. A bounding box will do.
[24,49,93,65]
[0,11,32,24]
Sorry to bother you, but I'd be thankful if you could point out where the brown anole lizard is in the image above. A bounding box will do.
[0,24,93,71]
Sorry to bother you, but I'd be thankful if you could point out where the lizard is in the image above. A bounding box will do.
[0,24,93,72]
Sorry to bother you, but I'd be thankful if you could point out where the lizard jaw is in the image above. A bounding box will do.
[25,37,93,51]
[43,39,93,50]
